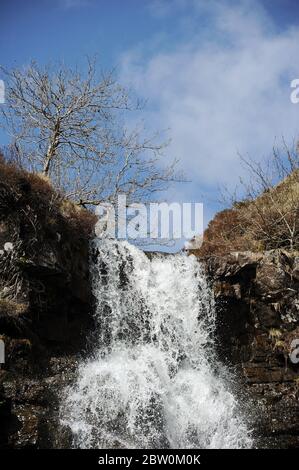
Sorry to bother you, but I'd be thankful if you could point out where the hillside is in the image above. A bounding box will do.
[191,169,299,257]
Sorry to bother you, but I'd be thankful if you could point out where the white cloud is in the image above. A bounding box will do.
[121,0,299,193]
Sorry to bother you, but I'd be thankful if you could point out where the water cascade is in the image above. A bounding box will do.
[61,239,252,449]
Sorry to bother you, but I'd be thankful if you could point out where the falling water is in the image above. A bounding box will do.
[61,239,252,449]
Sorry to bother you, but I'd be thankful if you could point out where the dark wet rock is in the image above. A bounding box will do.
[203,249,299,448]
[0,185,94,448]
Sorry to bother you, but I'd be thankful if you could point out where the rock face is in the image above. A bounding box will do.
[203,250,299,448]
[0,240,94,448]
[0,165,95,448]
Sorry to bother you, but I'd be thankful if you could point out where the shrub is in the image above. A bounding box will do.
[193,145,299,257]
[0,152,96,243]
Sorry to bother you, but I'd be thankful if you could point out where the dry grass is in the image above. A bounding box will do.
[0,153,96,241]
[193,170,299,258]
[0,299,28,317]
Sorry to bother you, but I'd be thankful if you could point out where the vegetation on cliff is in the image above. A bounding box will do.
[0,152,96,245]
[192,145,299,257]
[0,153,96,344]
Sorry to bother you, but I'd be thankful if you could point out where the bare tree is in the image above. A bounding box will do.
[0,59,182,206]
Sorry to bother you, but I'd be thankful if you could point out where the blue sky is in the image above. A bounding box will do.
[1,0,299,67]
[1,0,299,234]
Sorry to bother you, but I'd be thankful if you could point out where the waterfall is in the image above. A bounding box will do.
[61,239,252,449]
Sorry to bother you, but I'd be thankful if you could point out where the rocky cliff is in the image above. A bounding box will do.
[0,160,298,449]
[203,250,299,448]
[0,160,95,448]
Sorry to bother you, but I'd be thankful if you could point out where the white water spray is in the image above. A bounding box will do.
[61,239,252,449]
